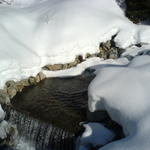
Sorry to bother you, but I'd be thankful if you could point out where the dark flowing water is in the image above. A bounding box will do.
[11,72,95,134]
[0,145,15,150]
[2,71,95,150]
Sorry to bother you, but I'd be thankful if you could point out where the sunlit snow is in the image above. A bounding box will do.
[88,55,150,150]
[0,0,150,89]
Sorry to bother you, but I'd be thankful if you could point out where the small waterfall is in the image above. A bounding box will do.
[8,109,76,150]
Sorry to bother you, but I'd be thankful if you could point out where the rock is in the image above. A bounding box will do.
[28,77,36,85]
[38,72,46,81]
[109,47,119,59]
[15,83,24,93]
[5,81,16,89]
[19,79,30,87]
[85,53,96,59]
[7,88,17,99]
[5,81,17,99]
[35,74,40,83]
[44,64,63,70]
[99,36,124,59]
[43,55,85,71]
[0,90,10,105]
[75,55,84,64]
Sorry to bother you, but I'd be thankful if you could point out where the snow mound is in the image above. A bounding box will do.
[88,55,150,150]
[0,0,150,88]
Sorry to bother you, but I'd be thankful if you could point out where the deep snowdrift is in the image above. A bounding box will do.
[88,55,150,150]
[0,0,150,88]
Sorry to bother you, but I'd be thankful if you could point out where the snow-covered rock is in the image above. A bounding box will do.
[88,55,150,150]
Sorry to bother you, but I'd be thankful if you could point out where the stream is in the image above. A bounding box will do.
[1,70,124,150]
[1,71,95,150]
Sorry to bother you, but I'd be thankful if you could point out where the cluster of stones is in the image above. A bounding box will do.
[44,38,124,71]
[43,55,85,71]
[0,72,46,105]
[99,35,124,59]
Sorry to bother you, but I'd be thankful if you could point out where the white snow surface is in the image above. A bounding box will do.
[0,0,150,88]
[79,123,115,148]
[88,55,150,150]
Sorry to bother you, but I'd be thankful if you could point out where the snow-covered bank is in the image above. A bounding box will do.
[0,0,150,89]
[87,55,150,150]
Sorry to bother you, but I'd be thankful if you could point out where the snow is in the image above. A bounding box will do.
[122,44,150,57]
[0,0,150,89]
[0,105,5,121]
[88,55,150,150]
[79,123,115,148]
[0,120,12,139]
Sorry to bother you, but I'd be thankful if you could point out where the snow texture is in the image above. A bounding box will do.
[0,0,150,89]
[88,55,150,150]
